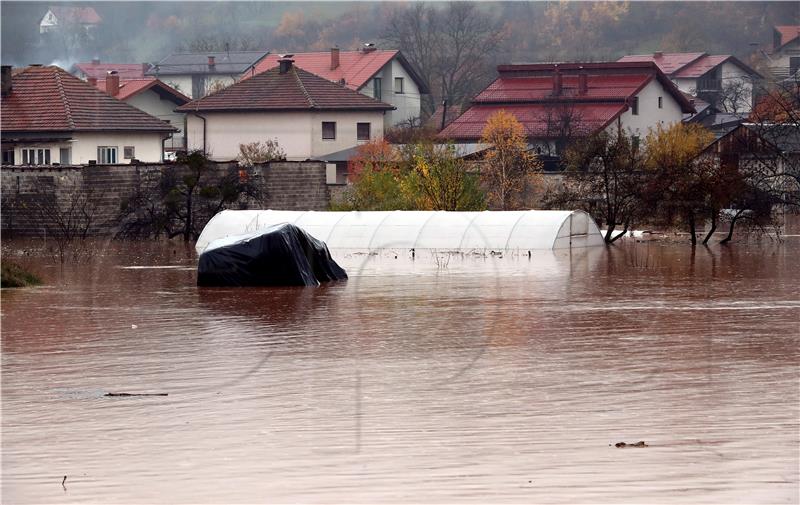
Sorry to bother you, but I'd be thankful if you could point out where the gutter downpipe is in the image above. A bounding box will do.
[192,111,207,155]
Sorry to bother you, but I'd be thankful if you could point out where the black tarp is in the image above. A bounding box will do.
[197,223,347,287]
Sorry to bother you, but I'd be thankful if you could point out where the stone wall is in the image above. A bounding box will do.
[1,161,331,237]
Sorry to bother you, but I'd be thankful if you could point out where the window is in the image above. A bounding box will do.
[373,78,382,101]
[357,122,371,141]
[790,57,800,78]
[97,146,117,164]
[21,148,50,165]
[3,148,15,165]
[658,96,663,109]
[124,146,135,159]
[631,96,639,115]
[59,147,71,165]
[322,121,336,140]
[394,77,404,94]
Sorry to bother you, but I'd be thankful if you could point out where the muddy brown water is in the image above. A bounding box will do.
[2,239,798,504]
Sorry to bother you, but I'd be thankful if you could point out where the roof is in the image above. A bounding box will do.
[93,77,190,104]
[440,62,694,141]
[147,50,270,76]
[46,6,101,25]
[176,64,395,113]
[618,52,762,78]
[72,62,149,81]
[426,103,465,131]
[773,25,800,52]
[1,66,177,133]
[246,49,429,93]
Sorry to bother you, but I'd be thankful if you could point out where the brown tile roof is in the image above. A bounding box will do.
[1,66,177,133]
[619,52,762,79]
[177,64,395,113]
[94,77,190,103]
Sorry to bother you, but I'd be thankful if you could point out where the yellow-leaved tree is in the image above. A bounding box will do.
[480,110,543,210]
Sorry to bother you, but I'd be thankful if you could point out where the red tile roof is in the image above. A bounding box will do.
[1,66,177,133]
[94,77,190,103]
[177,64,395,113]
[440,103,627,140]
[245,49,429,93]
[439,62,694,142]
[73,62,150,81]
[618,52,761,78]
[774,25,800,51]
[48,6,102,25]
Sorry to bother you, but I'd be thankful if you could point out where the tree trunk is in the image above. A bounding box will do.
[604,224,616,243]
[720,209,744,244]
[688,212,697,245]
[702,213,717,245]
[608,223,629,244]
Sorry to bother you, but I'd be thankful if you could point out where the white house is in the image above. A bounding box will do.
[245,47,428,129]
[439,61,695,156]
[618,52,762,113]
[39,6,101,34]
[177,58,394,162]
[765,26,800,82]
[147,50,270,99]
[91,72,190,154]
[1,65,176,165]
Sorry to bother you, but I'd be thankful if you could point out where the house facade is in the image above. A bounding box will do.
[177,58,394,162]
[618,52,762,113]
[91,72,190,154]
[147,50,270,99]
[1,66,176,165]
[246,47,428,129]
[439,61,694,156]
[766,26,800,82]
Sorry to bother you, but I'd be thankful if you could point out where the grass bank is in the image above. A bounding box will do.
[1,260,42,288]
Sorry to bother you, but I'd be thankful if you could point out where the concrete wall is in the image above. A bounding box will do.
[1,161,332,237]
[186,110,386,162]
[720,62,754,113]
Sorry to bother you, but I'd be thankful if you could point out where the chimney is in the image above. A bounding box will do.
[106,70,120,97]
[1,65,12,96]
[330,47,340,70]
[653,51,663,58]
[363,42,376,53]
[278,55,294,74]
[92,58,100,65]
[207,55,215,69]
[578,70,588,96]
[552,66,562,96]
[88,76,98,87]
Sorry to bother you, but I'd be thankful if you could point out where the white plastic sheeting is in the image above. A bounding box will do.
[195,210,605,254]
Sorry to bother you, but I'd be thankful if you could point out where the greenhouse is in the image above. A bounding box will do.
[196,210,604,254]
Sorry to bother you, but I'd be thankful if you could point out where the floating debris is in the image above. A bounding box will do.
[614,441,648,448]
[105,393,168,397]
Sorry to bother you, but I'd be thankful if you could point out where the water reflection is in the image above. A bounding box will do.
[1,239,798,504]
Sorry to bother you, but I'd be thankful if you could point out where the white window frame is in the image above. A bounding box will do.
[394,77,404,94]
[21,147,50,165]
[97,146,118,164]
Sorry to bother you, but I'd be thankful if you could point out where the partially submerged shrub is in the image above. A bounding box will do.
[1,260,42,288]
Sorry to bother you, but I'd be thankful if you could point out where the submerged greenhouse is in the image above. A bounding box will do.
[196,210,604,255]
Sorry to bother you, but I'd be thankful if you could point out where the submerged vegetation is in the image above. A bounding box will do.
[1,260,42,288]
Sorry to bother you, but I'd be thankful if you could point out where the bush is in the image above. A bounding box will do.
[1,261,42,288]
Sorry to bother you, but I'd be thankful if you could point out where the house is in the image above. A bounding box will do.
[176,57,394,162]
[765,26,800,82]
[146,50,270,99]
[439,61,695,156]
[72,59,150,82]
[91,72,190,154]
[245,47,428,129]
[618,52,762,113]
[1,65,177,165]
[39,6,101,34]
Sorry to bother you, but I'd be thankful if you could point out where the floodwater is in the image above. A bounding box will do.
[2,239,798,504]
